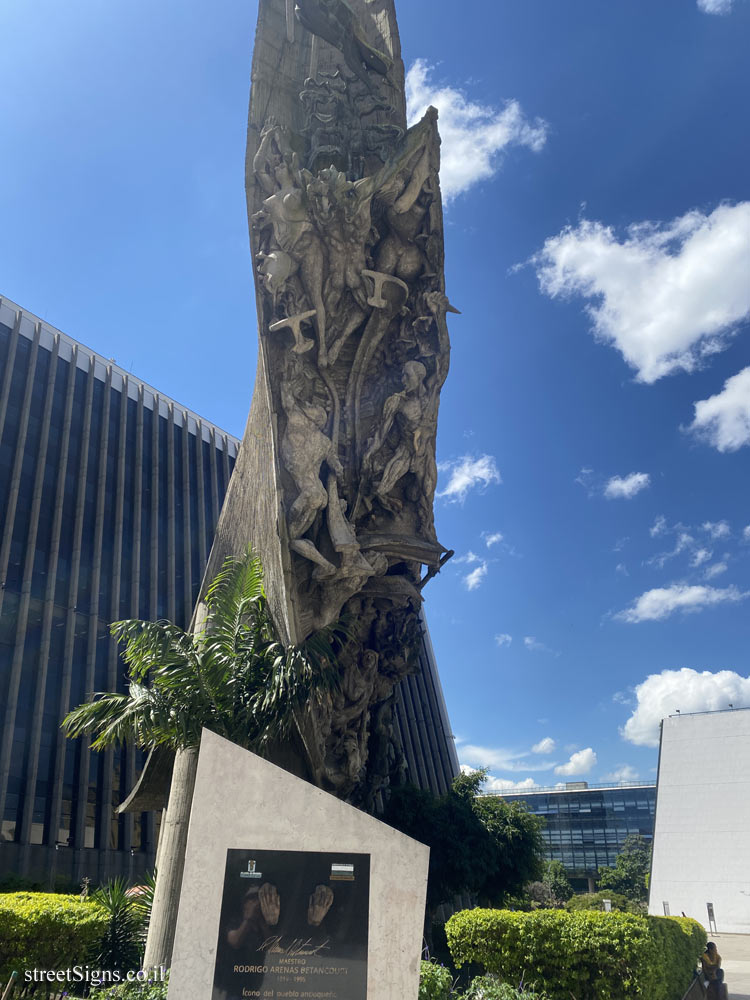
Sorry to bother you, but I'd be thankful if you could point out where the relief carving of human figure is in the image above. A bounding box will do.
[253,124,328,363]
[280,359,342,578]
[361,359,435,517]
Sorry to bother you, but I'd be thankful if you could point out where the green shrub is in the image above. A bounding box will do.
[88,972,169,999]
[465,973,550,998]
[647,916,706,1000]
[445,908,705,1000]
[91,878,144,971]
[419,959,454,1000]
[565,890,641,914]
[0,892,108,996]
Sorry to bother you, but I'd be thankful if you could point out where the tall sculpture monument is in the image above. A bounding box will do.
[200,0,454,803]
[143,0,454,970]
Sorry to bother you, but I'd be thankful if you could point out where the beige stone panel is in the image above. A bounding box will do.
[168,729,430,1000]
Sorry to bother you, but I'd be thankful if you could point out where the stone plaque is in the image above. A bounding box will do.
[212,848,369,1000]
[168,730,428,1000]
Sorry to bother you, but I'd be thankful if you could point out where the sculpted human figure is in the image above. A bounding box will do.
[361,360,430,514]
[375,145,433,283]
[325,648,380,785]
[307,167,372,320]
[311,549,387,632]
[253,125,329,364]
[306,126,434,366]
[280,360,342,578]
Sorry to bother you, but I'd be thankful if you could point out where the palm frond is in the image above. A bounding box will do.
[110,620,192,682]
[64,548,350,764]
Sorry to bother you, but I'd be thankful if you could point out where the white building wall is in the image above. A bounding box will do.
[649,709,750,933]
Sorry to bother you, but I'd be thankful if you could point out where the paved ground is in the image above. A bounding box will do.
[712,934,750,999]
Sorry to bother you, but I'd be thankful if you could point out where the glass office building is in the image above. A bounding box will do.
[0,294,458,887]
[0,296,239,886]
[493,781,656,889]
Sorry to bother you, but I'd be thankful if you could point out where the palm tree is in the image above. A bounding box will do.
[62,549,341,968]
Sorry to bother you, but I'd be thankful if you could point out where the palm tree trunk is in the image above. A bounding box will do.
[143,745,199,969]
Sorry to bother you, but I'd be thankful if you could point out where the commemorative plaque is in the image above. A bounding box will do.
[212,849,370,1000]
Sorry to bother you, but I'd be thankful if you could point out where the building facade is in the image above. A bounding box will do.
[0,294,458,887]
[648,708,750,933]
[393,616,458,797]
[0,296,239,886]
[492,781,656,890]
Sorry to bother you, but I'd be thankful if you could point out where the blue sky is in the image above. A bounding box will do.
[2,0,749,789]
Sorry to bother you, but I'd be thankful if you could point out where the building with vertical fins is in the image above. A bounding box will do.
[0,295,238,886]
[393,616,458,796]
[0,293,457,888]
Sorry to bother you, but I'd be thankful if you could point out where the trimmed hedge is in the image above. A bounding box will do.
[0,892,108,995]
[445,908,706,1000]
[650,915,707,999]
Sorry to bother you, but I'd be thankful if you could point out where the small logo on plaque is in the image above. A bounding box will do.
[240,860,262,879]
[330,862,355,881]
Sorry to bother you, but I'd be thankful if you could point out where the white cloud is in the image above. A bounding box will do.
[575,467,595,495]
[648,531,695,569]
[438,454,501,502]
[703,520,731,539]
[622,667,750,746]
[464,563,488,591]
[531,202,750,383]
[650,515,667,537]
[645,519,740,574]
[495,633,513,648]
[406,59,548,203]
[460,764,539,793]
[555,748,597,776]
[524,636,556,655]
[460,743,557,774]
[579,469,650,500]
[743,526,750,542]
[484,531,504,548]
[455,550,481,564]
[604,472,650,500]
[697,0,733,12]
[484,776,539,792]
[705,561,728,579]
[604,764,640,782]
[531,737,556,754]
[616,583,748,622]
[616,563,629,576]
[690,368,750,452]
[459,744,519,771]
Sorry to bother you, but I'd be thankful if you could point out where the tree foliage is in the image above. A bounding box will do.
[527,860,574,907]
[566,890,642,915]
[596,834,652,903]
[62,550,343,756]
[385,768,544,912]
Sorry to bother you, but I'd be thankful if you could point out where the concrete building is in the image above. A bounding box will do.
[648,708,750,932]
[0,294,457,887]
[492,780,656,890]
